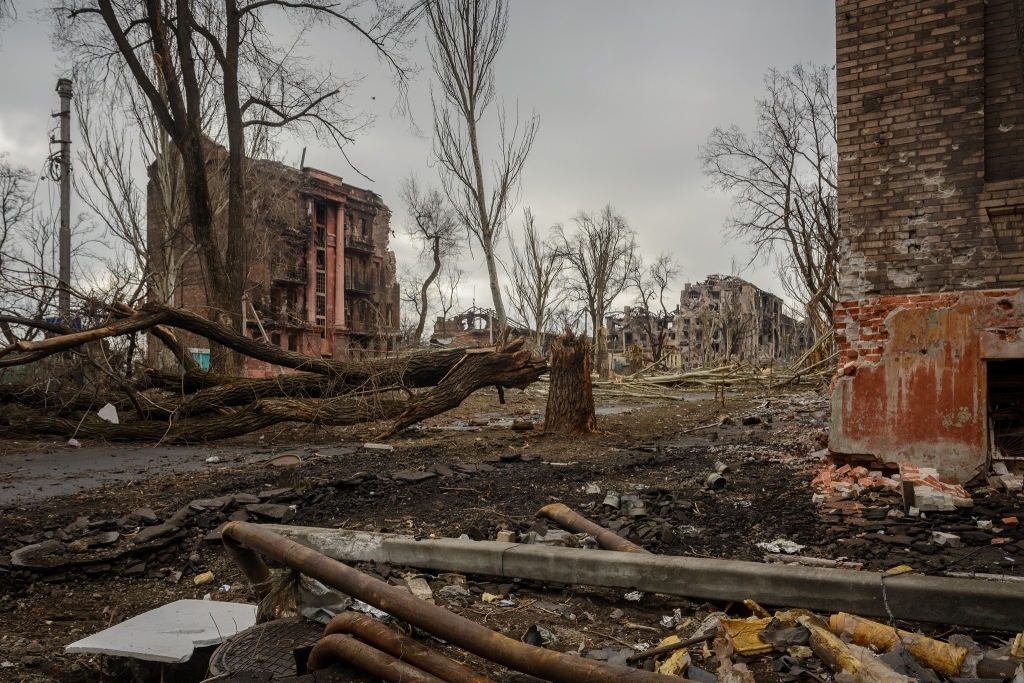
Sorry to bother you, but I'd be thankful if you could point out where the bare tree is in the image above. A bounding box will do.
[699,63,837,338]
[629,251,679,365]
[505,208,563,352]
[398,264,436,346]
[425,0,538,330]
[55,0,418,372]
[399,174,460,344]
[556,205,638,379]
[0,155,33,275]
[433,263,463,337]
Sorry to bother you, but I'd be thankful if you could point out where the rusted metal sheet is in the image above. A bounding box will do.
[323,612,494,683]
[535,503,650,553]
[221,522,682,683]
[831,290,1024,483]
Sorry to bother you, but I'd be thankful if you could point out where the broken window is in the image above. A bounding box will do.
[314,202,328,332]
[988,359,1024,459]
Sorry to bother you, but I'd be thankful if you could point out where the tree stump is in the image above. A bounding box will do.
[544,329,596,435]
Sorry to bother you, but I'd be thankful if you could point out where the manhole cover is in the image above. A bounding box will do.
[209,618,324,678]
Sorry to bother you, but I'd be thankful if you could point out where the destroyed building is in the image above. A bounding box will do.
[146,147,400,375]
[831,0,1024,482]
[606,306,681,371]
[430,306,536,348]
[674,275,804,366]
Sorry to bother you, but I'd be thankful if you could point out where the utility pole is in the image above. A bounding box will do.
[56,78,73,318]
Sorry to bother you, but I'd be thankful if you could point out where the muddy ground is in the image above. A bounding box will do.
[1,388,1022,683]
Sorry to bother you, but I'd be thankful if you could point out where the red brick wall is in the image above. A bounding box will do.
[836,0,1024,299]
[832,289,1024,482]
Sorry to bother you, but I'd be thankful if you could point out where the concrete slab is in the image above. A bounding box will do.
[65,599,256,663]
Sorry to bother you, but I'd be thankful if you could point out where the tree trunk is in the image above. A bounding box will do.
[544,329,596,435]
[595,326,609,380]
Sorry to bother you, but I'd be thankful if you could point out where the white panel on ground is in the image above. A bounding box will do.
[64,599,257,663]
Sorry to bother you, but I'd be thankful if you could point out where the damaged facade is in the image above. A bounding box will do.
[147,149,400,375]
[675,275,805,367]
[832,0,1024,482]
[607,275,805,372]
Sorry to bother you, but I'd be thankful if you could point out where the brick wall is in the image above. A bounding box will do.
[836,0,1024,300]
[832,0,1024,480]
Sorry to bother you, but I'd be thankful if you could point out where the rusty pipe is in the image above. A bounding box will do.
[221,531,275,599]
[309,634,448,683]
[324,612,494,683]
[536,503,651,553]
[221,521,680,683]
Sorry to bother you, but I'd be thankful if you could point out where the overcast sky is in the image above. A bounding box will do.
[0,1,836,317]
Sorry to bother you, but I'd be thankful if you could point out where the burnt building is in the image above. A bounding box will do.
[605,275,805,373]
[674,275,801,367]
[147,148,400,375]
[831,0,1024,482]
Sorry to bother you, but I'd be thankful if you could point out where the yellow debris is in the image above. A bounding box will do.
[883,565,915,576]
[829,613,967,677]
[720,617,775,656]
[653,635,692,676]
[193,571,215,586]
[744,600,771,618]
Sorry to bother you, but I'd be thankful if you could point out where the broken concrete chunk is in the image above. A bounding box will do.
[437,584,471,602]
[96,403,119,424]
[363,443,394,452]
[406,577,434,603]
[232,493,260,504]
[931,531,961,548]
[496,530,516,543]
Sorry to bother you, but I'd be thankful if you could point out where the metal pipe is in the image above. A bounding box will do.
[221,521,679,683]
[221,532,275,599]
[536,503,650,553]
[308,634,448,683]
[323,612,494,683]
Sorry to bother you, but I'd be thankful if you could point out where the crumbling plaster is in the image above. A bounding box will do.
[831,289,1024,483]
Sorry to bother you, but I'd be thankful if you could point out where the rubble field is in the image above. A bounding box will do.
[1,389,1022,683]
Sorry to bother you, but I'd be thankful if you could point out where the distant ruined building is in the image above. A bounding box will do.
[606,275,807,373]
[430,306,539,349]
[146,145,400,376]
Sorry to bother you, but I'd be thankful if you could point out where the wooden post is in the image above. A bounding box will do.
[544,329,596,435]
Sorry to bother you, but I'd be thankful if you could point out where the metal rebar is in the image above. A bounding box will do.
[535,503,651,553]
[626,631,716,663]
[308,634,448,683]
[221,521,681,683]
[323,612,494,683]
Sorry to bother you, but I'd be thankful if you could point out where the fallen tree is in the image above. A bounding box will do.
[0,302,547,443]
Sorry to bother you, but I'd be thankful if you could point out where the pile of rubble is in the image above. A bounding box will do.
[49,507,1024,683]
